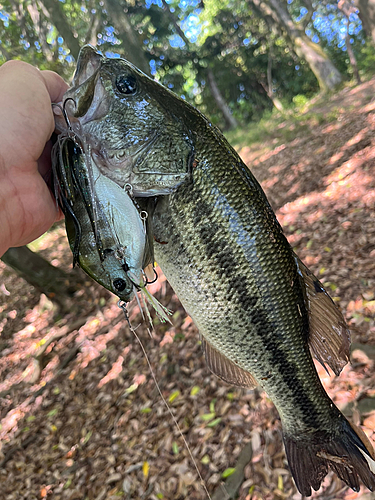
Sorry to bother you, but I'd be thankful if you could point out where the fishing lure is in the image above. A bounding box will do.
[52,119,171,323]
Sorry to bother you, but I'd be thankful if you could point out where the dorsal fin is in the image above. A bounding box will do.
[296,256,350,376]
[201,336,257,388]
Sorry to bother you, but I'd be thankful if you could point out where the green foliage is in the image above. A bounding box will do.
[355,43,375,78]
[292,94,309,109]
[222,467,236,478]
[168,390,180,403]
[190,385,200,396]
[225,94,349,151]
[0,0,374,128]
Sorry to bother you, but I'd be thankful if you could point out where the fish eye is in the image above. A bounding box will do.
[113,278,127,292]
[116,75,137,95]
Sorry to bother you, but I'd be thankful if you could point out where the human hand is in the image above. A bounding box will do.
[0,60,68,257]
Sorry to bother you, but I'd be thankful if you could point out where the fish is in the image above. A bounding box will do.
[55,44,375,496]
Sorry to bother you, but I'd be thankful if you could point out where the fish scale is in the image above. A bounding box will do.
[153,145,332,432]
[56,45,375,496]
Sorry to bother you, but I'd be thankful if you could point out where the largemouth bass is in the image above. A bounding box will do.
[56,45,375,496]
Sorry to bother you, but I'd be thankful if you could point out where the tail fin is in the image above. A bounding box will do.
[283,418,375,496]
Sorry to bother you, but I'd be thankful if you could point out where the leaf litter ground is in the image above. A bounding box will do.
[1,79,375,500]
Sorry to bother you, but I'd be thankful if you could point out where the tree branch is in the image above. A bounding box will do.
[104,0,151,75]
[211,441,253,500]
[38,0,81,59]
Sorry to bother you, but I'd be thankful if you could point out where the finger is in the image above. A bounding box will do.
[37,139,53,179]
[41,70,69,103]
[0,62,65,165]
[37,141,65,224]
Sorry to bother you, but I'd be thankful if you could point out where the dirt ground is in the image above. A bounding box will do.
[1,77,375,500]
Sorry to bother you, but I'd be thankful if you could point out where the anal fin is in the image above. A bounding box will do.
[296,256,350,376]
[201,336,258,388]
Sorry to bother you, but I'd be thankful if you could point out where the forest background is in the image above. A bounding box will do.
[1,0,375,129]
[2,1,375,500]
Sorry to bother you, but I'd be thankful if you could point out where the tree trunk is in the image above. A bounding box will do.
[354,0,375,45]
[266,44,284,112]
[9,0,37,45]
[27,1,54,62]
[300,0,314,27]
[84,5,101,47]
[345,23,361,84]
[252,0,342,92]
[104,0,150,76]
[159,0,238,129]
[161,0,191,46]
[346,36,361,85]
[38,0,81,60]
[1,246,76,311]
[207,69,238,130]
[338,1,361,84]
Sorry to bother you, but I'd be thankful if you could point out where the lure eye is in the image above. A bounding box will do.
[116,75,137,95]
[113,278,127,292]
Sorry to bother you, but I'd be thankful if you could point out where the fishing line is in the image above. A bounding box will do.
[118,301,212,500]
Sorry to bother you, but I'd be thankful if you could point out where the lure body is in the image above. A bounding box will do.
[52,135,145,302]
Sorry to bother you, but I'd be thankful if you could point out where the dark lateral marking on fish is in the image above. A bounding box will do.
[191,192,322,426]
[227,274,258,310]
[193,201,205,227]
[166,227,188,259]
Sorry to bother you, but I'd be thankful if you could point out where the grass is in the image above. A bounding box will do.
[27,233,51,252]
[225,79,360,152]
[225,106,340,152]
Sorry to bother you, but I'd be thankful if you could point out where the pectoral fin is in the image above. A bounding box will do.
[296,256,350,376]
[201,336,258,388]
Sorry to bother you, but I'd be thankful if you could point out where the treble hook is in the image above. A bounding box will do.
[62,97,77,131]
[52,97,77,132]
[144,268,158,285]
[118,300,132,327]
[118,299,128,314]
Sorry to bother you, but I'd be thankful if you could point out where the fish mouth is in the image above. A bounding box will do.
[54,45,108,132]
[53,44,191,197]
[64,73,108,127]
[71,45,103,88]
